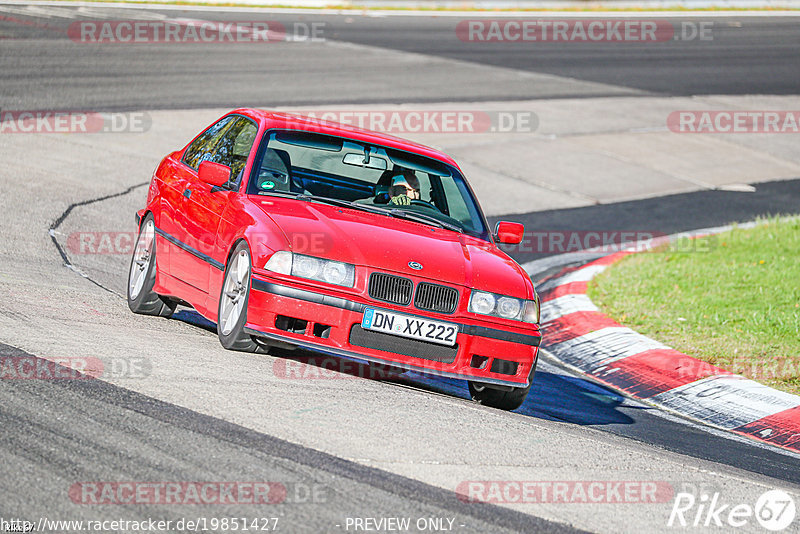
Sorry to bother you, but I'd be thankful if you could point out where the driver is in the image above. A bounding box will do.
[388,172,420,206]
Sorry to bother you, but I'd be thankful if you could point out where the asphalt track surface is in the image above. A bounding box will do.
[0,342,570,534]
[1,8,800,110]
[1,4,800,533]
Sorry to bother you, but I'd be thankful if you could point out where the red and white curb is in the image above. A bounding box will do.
[533,249,800,454]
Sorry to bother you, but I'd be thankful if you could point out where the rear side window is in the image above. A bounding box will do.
[182,116,235,170]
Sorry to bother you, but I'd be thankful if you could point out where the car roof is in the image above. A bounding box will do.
[231,108,461,169]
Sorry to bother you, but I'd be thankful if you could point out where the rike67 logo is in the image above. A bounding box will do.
[668,489,796,531]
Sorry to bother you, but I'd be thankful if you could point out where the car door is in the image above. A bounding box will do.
[172,115,259,294]
[159,116,234,278]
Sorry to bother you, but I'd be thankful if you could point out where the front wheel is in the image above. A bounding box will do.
[468,360,537,411]
[217,241,265,353]
[127,214,176,317]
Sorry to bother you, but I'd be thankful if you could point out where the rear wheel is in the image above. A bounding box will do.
[217,241,265,353]
[127,215,176,317]
[468,360,537,411]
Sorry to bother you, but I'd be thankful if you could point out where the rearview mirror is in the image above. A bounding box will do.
[198,161,231,187]
[343,152,388,170]
[494,221,524,245]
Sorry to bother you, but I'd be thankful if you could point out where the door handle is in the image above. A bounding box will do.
[183,188,192,199]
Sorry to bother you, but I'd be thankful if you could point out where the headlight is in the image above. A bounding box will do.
[293,255,321,279]
[265,252,355,288]
[497,297,521,319]
[468,291,496,315]
[264,251,292,275]
[468,290,539,324]
[322,261,349,285]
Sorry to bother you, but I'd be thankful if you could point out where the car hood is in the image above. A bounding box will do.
[249,198,532,297]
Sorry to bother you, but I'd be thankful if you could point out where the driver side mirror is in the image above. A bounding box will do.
[198,161,231,187]
[494,221,524,244]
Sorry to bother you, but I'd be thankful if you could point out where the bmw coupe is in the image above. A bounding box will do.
[127,109,541,410]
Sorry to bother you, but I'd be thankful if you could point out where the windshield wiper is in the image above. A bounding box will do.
[259,191,386,215]
[257,190,303,198]
[257,191,370,209]
[259,192,462,232]
[389,209,463,233]
[299,195,389,215]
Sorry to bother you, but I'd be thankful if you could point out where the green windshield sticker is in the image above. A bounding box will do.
[261,180,275,189]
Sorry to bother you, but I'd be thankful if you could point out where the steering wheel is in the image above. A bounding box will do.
[410,199,440,211]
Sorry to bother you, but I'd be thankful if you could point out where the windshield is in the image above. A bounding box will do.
[246,130,490,240]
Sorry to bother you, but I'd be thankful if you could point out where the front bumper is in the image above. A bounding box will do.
[245,274,540,387]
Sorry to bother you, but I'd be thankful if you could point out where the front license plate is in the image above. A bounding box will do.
[361,308,458,347]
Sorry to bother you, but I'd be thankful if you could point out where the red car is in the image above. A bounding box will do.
[127,109,541,410]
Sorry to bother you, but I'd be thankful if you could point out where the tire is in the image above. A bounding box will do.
[468,359,537,411]
[127,214,176,317]
[217,241,265,353]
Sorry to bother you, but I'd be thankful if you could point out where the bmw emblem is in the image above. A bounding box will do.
[408,261,423,270]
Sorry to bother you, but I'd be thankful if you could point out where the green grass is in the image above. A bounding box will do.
[587,216,800,395]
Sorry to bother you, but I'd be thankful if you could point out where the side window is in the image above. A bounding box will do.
[182,116,235,170]
[210,117,258,184]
